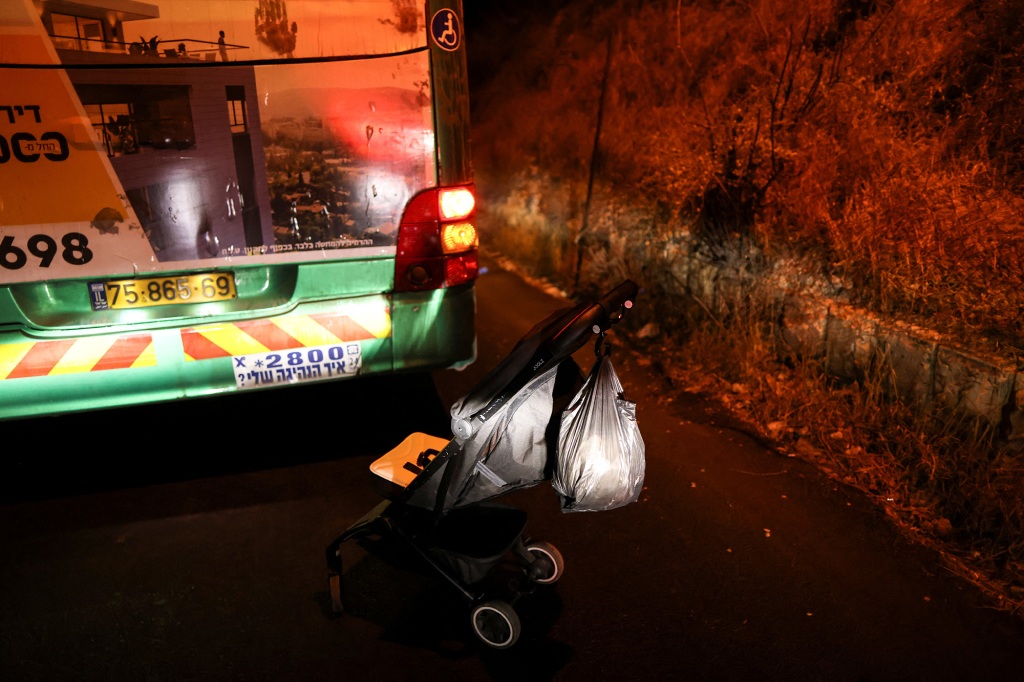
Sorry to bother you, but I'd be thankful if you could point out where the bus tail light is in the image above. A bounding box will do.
[395,185,478,292]
[439,187,475,220]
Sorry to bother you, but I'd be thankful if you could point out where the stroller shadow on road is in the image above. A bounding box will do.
[326,280,639,649]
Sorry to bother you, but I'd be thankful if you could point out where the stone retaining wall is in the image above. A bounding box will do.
[481,173,1024,446]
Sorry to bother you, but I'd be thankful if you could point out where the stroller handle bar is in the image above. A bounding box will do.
[552,279,638,353]
[452,279,639,441]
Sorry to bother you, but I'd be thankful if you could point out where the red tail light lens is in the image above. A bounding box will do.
[396,185,478,292]
[446,252,479,287]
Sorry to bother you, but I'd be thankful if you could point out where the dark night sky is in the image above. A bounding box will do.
[461,0,574,90]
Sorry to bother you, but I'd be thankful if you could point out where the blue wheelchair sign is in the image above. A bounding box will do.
[430,9,461,52]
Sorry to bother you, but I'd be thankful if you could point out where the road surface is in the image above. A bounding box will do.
[2,255,1023,680]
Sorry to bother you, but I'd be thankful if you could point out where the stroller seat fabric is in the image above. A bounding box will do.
[430,504,529,585]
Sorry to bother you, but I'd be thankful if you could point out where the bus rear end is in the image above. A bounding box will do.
[0,0,476,420]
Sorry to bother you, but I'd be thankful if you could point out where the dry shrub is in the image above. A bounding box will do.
[583,0,1024,349]
[469,0,1024,611]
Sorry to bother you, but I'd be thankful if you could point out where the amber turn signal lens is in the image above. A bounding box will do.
[441,222,478,254]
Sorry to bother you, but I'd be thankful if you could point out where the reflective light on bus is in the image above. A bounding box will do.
[439,187,475,220]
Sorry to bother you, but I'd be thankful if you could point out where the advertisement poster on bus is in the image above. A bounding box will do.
[0,0,438,284]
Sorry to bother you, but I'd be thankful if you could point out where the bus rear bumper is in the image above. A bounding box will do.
[0,284,476,421]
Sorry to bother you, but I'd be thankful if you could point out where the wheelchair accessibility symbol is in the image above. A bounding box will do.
[430,9,461,52]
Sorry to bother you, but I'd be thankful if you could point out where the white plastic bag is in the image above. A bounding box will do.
[553,352,645,512]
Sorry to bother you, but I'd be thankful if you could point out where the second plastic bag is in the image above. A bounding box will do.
[553,349,645,512]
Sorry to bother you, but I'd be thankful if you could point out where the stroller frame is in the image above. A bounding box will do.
[325,280,638,649]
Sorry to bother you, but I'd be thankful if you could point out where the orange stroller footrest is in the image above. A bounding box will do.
[369,432,450,489]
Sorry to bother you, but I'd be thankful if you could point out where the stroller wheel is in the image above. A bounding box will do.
[524,541,565,584]
[470,600,521,649]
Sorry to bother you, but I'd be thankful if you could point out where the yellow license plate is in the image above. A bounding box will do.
[90,273,237,310]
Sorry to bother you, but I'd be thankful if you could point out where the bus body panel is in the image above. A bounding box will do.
[428,0,473,186]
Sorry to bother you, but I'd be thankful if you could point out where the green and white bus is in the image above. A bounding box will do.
[0,0,477,419]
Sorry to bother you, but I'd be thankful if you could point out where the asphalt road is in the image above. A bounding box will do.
[2,255,1024,681]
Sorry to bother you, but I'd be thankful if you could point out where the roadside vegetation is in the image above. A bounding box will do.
[467,0,1024,612]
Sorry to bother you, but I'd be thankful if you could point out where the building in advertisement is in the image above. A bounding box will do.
[34,0,273,260]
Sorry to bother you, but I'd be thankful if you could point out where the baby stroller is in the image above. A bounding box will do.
[325,280,639,648]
